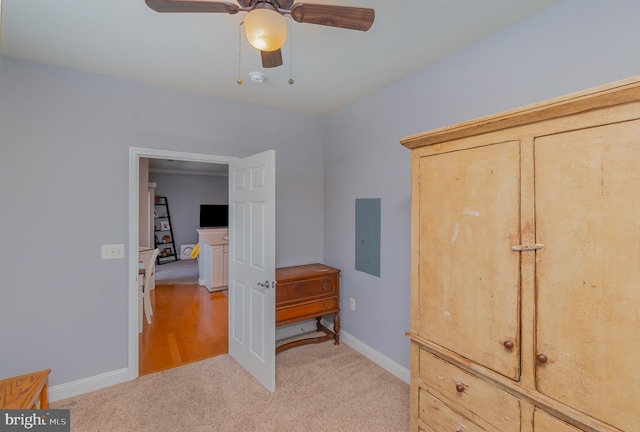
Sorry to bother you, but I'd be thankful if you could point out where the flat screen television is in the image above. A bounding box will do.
[200,204,228,228]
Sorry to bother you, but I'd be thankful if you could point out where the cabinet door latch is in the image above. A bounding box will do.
[511,244,544,251]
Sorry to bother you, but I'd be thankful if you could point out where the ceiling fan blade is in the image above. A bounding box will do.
[145,0,240,14]
[261,49,283,68]
[290,3,374,31]
[237,0,252,6]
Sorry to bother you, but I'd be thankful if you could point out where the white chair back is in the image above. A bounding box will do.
[146,248,161,284]
[141,248,161,328]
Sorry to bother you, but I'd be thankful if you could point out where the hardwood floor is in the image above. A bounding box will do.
[138,284,228,376]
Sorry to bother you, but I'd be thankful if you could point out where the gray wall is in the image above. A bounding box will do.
[0,56,325,386]
[323,0,640,370]
[149,172,228,249]
[2,0,640,392]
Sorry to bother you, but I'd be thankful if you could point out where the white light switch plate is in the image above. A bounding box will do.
[101,244,125,260]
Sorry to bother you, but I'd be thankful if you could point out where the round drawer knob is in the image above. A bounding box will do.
[536,353,548,364]
[322,283,328,290]
[455,383,465,393]
[503,340,514,349]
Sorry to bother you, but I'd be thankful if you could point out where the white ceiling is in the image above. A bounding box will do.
[1,0,561,116]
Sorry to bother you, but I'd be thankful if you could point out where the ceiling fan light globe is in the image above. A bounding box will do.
[244,8,287,52]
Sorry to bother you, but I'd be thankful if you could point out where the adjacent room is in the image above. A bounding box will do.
[2,0,640,431]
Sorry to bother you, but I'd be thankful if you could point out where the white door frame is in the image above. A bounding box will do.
[128,147,238,379]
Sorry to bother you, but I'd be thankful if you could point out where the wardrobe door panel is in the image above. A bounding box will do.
[418,141,521,380]
[534,119,640,432]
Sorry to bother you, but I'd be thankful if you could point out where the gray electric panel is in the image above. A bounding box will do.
[355,198,381,277]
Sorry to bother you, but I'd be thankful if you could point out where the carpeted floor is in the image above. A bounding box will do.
[155,258,199,285]
[51,343,409,431]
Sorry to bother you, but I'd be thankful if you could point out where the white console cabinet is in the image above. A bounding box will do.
[197,228,229,292]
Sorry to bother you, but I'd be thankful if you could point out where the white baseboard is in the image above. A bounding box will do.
[322,319,410,384]
[49,323,409,402]
[49,368,131,402]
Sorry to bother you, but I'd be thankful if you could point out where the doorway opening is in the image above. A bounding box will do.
[128,147,238,379]
[140,158,230,375]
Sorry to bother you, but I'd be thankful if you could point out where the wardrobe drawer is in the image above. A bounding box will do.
[533,409,584,432]
[276,276,338,305]
[419,389,487,432]
[419,349,520,432]
[276,298,338,325]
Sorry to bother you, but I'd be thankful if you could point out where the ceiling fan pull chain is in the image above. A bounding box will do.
[237,22,244,85]
[287,16,294,85]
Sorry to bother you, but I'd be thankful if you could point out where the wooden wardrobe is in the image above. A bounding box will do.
[401,76,640,432]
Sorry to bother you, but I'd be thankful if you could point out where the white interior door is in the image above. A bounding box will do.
[228,149,276,393]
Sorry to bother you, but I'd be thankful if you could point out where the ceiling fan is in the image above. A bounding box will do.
[145,0,375,68]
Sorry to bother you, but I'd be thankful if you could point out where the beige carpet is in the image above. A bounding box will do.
[52,343,409,431]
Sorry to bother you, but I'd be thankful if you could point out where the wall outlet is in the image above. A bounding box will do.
[101,244,125,260]
[349,297,356,311]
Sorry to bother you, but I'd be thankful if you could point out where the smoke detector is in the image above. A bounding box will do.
[249,71,266,83]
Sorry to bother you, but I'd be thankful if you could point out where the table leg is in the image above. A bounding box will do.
[333,312,340,345]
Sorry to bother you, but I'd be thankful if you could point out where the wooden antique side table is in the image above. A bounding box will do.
[0,369,51,409]
[275,263,341,353]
